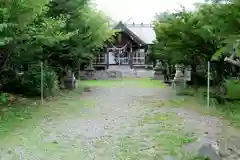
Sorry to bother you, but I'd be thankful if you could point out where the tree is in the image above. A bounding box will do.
[153,9,221,86]
[0,0,115,96]
[152,0,240,101]
[45,0,115,77]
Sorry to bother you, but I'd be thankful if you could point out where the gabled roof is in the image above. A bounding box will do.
[114,21,146,46]
[113,21,156,45]
[126,23,156,44]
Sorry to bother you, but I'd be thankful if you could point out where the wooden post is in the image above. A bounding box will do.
[118,48,121,66]
[106,48,109,69]
[145,46,148,65]
[130,45,133,69]
[207,61,210,108]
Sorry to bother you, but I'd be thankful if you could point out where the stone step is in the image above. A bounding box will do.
[107,65,137,78]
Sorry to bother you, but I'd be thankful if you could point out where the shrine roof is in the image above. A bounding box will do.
[126,23,156,44]
[114,21,156,45]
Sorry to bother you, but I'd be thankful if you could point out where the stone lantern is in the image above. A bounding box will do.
[63,69,76,90]
[154,60,163,75]
[174,64,184,81]
[172,64,185,88]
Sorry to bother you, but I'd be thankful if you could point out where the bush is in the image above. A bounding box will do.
[0,93,9,105]
[2,64,59,97]
[43,69,59,97]
[224,78,240,100]
[20,64,59,97]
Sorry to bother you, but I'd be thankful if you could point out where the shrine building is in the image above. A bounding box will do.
[92,21,156,69]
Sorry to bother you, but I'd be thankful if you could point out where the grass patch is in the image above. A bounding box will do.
[89,110,198,159]
[0,83,93,140]
[80,78,165,88]
[80,80,123,87]
[0,83,94,159]
[171,87,240,128]
[142,113,172,122]
[110,112,198,160]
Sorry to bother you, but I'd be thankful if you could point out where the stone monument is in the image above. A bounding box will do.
[172,64,185,88]
[154,60,162,75]
[63,69,76,90]
[153,60,165,80]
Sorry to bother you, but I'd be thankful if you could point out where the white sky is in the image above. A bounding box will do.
[94,0,203,23]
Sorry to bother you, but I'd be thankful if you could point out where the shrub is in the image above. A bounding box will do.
[20,64,59,97]
[2,64,59,97]
[0,93,9,105]
[224,78,240,100]
[43,69,59,97]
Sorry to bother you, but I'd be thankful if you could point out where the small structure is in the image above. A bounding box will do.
[92,21,156,70]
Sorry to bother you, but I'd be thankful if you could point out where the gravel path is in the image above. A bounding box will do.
[0,80,227,159]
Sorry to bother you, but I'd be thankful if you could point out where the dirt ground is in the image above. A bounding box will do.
[0,79,235,160]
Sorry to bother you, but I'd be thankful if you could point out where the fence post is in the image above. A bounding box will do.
[207,61,210,108]
[41,62,44,104]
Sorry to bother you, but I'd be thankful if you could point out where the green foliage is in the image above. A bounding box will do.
[0,93,9,105]
[152,0,240,115]
[20,64,59,97]
[224,79,240,100]
[43,69,59,97]
[1,64,58,97]
[153,10,217,66]
[153,0,240,91]
[0,0,115,98]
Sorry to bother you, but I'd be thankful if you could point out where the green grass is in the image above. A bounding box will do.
[115,112,197,160]
[91,111,198,160]
[80,78,165,88]
[141,112,197,157]
[0,85,94,156]
[170,87,240,128]
[0,86,97,159]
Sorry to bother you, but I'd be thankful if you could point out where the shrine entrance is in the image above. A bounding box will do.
[107,43,131,66]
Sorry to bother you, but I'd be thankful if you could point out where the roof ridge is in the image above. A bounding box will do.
[114,21,156,44]
[126,24,154,27]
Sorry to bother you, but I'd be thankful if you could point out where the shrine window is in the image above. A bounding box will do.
[93,54,105,64]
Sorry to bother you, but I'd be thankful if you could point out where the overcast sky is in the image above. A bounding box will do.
[94,0,203,23]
